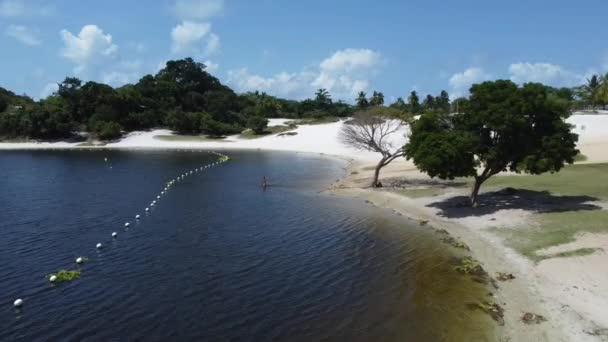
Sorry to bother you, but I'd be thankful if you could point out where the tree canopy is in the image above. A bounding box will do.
[0,58,355,141]
[405,80,579,206]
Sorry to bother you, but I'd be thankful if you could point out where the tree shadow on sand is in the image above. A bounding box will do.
[427,188,603,219]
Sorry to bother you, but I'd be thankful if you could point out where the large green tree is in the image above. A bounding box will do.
[405,80,579,206]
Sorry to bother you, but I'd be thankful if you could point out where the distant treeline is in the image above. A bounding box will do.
[0,57,602,141]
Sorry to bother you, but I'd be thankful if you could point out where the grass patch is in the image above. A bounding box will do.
[286,116,340,126]
[482,163,608,200]
[154,134,226,142]
[239,124,297,139]
[76,141,105,147]
[48,270,81,283]
[497,209,608,261]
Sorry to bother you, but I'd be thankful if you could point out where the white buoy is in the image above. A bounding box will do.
[112,232,118,238]
[14,299,23,307]
[145,207,149,212]
[96,243,102,249]
[49,275,57,282]
[125,222,130,227]
[151,203,155,207]
[136,214,141,219]
[76,257,84,264]
[157,195,161,199]
[104,157,108,162]
[161,191,165,195]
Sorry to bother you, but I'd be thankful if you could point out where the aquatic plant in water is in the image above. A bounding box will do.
[47,270,81,283]
[468,301,505,325]
[521,312,547,324]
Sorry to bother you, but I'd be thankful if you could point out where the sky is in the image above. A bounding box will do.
[1,0,607,102]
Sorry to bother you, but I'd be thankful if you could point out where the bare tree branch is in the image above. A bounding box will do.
[339,111,406,187]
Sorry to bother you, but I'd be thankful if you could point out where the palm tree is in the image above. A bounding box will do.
[356,91,369,108]
[314,88,331,105]
[580,75,601,109]
[598,73,608,110]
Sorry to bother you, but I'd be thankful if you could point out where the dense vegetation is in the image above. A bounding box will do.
[0,57,604,141]
[0,58,367,141]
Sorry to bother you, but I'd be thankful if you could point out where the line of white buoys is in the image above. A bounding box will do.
[25,151,232,309]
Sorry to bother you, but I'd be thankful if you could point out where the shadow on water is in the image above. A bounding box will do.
[428,188,601,218]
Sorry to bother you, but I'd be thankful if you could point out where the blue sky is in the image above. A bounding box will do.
[1,0,607,102]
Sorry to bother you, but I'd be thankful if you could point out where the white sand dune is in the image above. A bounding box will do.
[1,114,608,164]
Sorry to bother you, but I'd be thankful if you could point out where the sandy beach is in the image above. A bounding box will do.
[2,113,608,341]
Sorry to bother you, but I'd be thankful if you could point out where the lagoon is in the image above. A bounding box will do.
[0,150,494,341]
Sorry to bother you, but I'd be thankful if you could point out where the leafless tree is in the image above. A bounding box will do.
[340,112,406,187]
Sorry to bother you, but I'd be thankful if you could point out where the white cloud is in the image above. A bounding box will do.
[508,62,579,86]
[100,59,144,87]
[101,71,139,87]
[320,48,382,73]
[39,82,58,99]
[449,67,491,98]
[60,25,118,74]
[171,21,212,55]
[5,24,41,46]
[227,48,382,101]
[205,32,220,55]
[203,60,219,73]
[173,0,223,20]
[0,0,53,17]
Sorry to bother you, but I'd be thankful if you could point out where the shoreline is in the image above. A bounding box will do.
[328,159,608,342]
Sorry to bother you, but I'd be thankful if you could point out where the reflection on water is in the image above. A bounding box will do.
[0,150,495,341]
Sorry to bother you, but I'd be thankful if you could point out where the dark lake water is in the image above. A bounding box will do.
[0,149,495,341]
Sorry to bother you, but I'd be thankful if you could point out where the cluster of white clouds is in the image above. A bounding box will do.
[447,61,604,98]
[227,48,382,101]
[3,0,608,103]
[170,0,222,58]
[60,25,118,74]
[448,67,492,98]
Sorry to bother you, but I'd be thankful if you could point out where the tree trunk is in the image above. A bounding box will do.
[372,159,385,187]
[470,177,484,207]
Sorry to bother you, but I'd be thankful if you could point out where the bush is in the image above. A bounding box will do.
[246,116,269,134]
[95,121,123,140]
[201,116,241,137]
[166,110,207,134]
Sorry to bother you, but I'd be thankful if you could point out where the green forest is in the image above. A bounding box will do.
[0,57,604,141]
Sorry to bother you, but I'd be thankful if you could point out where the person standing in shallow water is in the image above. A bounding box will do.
[261,176,268,190]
